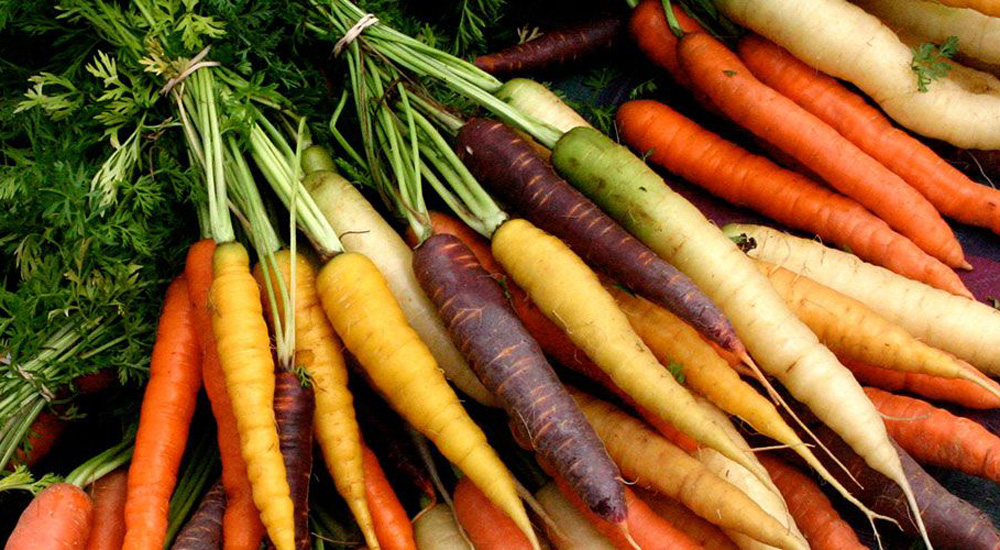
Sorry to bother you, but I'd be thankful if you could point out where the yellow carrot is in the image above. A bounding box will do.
[569,388,807,550]
[492,219,764,484]
[756,260,1000,399]
[255,250,378,550]
[315,251,537,549]
[211,242,294,550]
[606,283,884,526]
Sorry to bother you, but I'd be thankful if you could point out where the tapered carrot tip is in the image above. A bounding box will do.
[960,260,974,271]
[617,521,640,550]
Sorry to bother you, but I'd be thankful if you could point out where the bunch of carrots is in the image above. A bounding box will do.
[7,0,1000,549]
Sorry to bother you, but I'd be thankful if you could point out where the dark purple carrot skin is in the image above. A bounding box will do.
[272,371,315,550]
[456,118,744,354]
[474,17,625,75]
[171,481,226,550]
[764,416,1000,550]
[413,233,627,523]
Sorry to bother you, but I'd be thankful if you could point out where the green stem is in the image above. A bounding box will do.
[64,430,135,488]
[165,427,219,545]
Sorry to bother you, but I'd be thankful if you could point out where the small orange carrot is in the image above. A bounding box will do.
[362,444,417,550]
[454,476,534,550]
[843,358,1000,410]
[759,455,865,550]
[865,387,1000,484]
[5,484,93,550]
[86,470,129,550]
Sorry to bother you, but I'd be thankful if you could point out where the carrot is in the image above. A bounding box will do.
[454,475,534,550]
[714,0,1000,150]
[843,358,1000,409]
[413,233,626,523]
[756,261,998,398]
[495,78,593,133]
[413,505,470,550]
[758,455,865,550]
[316,251,537,549]
[629,0,707,88]
[492,219,768,486]
[184,239,264,550]
[171,481,227,550]
[361,444,417,550]
[5,484,93,550]
[615,99,969,295]
[257,251,376,550]
[638,490,739,550]
[475,17,625,75]
[211,242,294,550]
[737,34,1000,235]
[14,412,67,469]
[123,275,203,550]
[271,371,314,550]
[85,469,128,550]
[408,211,599,379]
[726,223,1000,375]
[457,118,744,355]
[551,126,931,547]
[865,387,1000,484]
[913,0,1000,17]
[569,389,806,550]
[301,151,493,406]
[677,31,969,270]
[550,474,703,550]
[604,281,882,524]
[535,483,615,550]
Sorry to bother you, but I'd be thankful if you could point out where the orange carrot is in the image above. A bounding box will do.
[637,490,738,550]
[842,358,1000,410]
[615,99,969,296]
[629,0,705,91]
[5,484,93,550]
[123,276,203,550]
[14,412,66,469]
[738,34,1000,236]
[362,444,417,550]
[454,476,534,550]
[86,470,128,550]
[758,455,865,550]
[864,387,1000,484]
[678,31,968,271]
[551,475,703,550]
[184,239,264,550]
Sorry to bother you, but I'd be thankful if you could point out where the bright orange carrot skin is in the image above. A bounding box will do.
[865,387,1000,484]
[5,484,93,550]
[759,455,865,550]
[86,470,128,550]
[638,491,738,550]
[362,444,417,550]
[616,99,969,296]
[738,34,1000,235]
[678,32,967,270]
[454,476,534,550]
[184,239,264,550]
[629,0,705,91]
[843,358,1000,409]
[123,275,203,550]
[551,475,703,550]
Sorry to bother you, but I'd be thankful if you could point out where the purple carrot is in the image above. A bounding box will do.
[171,481,226,550]
[413,233,626,524]
[456,117,744,355]
[272,371,315,550]
[475,17,625,75]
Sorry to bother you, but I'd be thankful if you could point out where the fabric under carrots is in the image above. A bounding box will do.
[454,475,534,550]
[123,276,203,550]
[184,239,264,550]
[738,33,1000,235]
[677,31,967,269]
[5,484,93,550]
[615,99,969,296]
[316,251,536,548]
[759,455,865,550]
[210,242,294,550]
[85,470,128,550]
[864,387,1000,484]
[843,358,1000,410]
[257,250,377,550]
[361,444,417,550]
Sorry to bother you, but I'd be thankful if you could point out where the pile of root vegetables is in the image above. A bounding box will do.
[4,0,1000,549]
